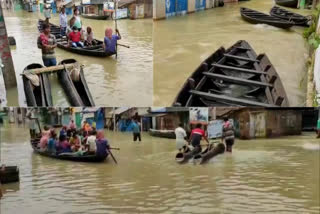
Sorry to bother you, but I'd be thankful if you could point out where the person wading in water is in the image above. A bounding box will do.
[175,123,187,151]
[222,117,235,152]
[189,124,209,155]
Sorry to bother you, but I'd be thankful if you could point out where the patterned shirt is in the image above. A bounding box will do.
[37,33,56,59]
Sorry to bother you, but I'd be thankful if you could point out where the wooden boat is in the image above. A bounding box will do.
[270,6,309,26]
[240,7,294,29]
[31,141,107,162]
[59,59,95,106]
[173,40,289,107]
[198,143,225,164]
[175,145,202,164]
[82,14,109,20]
[0,166,20,184]
[38,20,114,57]
[275,0,298,8]
[149,129,176,139]
[193,144,214,164]
[22,63,53,107]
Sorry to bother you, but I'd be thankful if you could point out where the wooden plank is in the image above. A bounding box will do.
[211,63,265,75]
[224,53,260,62]
[24,63,76,75]
[189,90,276,107]
[203,72,273,88]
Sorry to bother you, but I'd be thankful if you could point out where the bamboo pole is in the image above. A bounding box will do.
[23,63,76,75]
[115,0,118,58]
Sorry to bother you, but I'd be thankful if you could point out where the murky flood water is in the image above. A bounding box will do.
[1,124,319,213]
[4,10,153,106]
[154,0,311,106]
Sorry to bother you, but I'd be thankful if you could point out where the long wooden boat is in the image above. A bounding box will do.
[0,166,20,184]
[270,6,309,26]
[38,20,114,57]
[22,63,53,107]
[148,129,176,139]
[275,0,298,8]
[59,59,95,106]
[240,7,295,29]
[198,143,225,164]
[173,40,289,107]
[31,141,107,162]
[82,14,109,20]
[175,145,202,164]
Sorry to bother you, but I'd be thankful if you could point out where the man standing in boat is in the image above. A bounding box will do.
[37,23,57,67]
[221,117,235,153]
[175,123,187,151]
[189,124,209,155]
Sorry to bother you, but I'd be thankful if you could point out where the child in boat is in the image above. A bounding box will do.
[68,26,84,48]
[95,131,110,158]
[56,134,72,154]
[47,129,57,154]
[69,131,81,152]
[39,126,50,151]
[66,17,76,37]
[59,126,67,139]
[84,27,97,46]
[86,130,97,154]
[103,28,121,55]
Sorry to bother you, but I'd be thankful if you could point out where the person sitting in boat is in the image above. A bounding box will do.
[103,28,121,55]
[68,26,84,48]
[86,130,97,155]
[37,23,57,67]
[69,131,81,152]
[47,129,57,154]
[222,117,235,153]
[188,124,209,155]
[59,126,67,139]
[56,134,72,154]
[95,131,110,158]
[39,126,51,151]
[68,119,76,131]
[84,27,97,46]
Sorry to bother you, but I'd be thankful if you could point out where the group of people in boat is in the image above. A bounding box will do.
[175,117,235,154]
[38,7,121,66]
[36,120,110,158]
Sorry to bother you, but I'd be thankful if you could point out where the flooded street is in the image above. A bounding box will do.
[4,10,152,106]
[154,0,311,106]
[1,124,319,213]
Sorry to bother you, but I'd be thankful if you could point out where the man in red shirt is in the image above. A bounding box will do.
[68,26,84,48]
[188,123,209,155]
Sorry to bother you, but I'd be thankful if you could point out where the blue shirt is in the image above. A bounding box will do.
[96,139,109,157]
[104,35,120,53]
[47,138,56,153]
[132,122,140,133]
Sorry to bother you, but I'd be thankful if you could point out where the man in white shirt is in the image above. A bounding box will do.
[43,4,51,24]
[59,7,68,37]
[86,130,97,154]
[175,123,187,150]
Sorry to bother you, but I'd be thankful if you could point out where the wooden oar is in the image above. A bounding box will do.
[107,148,118,164]
[117,43,130,48]
[110,147,120,150]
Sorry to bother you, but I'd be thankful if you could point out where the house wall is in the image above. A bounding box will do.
[266,110,302,137]
[155,113,180,130]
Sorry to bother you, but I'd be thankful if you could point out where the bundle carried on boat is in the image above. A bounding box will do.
[8,36,16,46]
[240,7,295,29]
[275,0,298,8]
[148,129,176,139]
[270,6,310,27]
[173,40,289,107]
[0,165,20,184]
[30,141,107,162]
[22,59,95,107]
[81,14,109,20]
[38,20,114,57]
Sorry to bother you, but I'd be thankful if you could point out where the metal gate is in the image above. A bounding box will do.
[176,0,187,15]
[166,0,176,17]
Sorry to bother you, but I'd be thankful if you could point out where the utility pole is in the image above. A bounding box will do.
[0,4,16,89]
